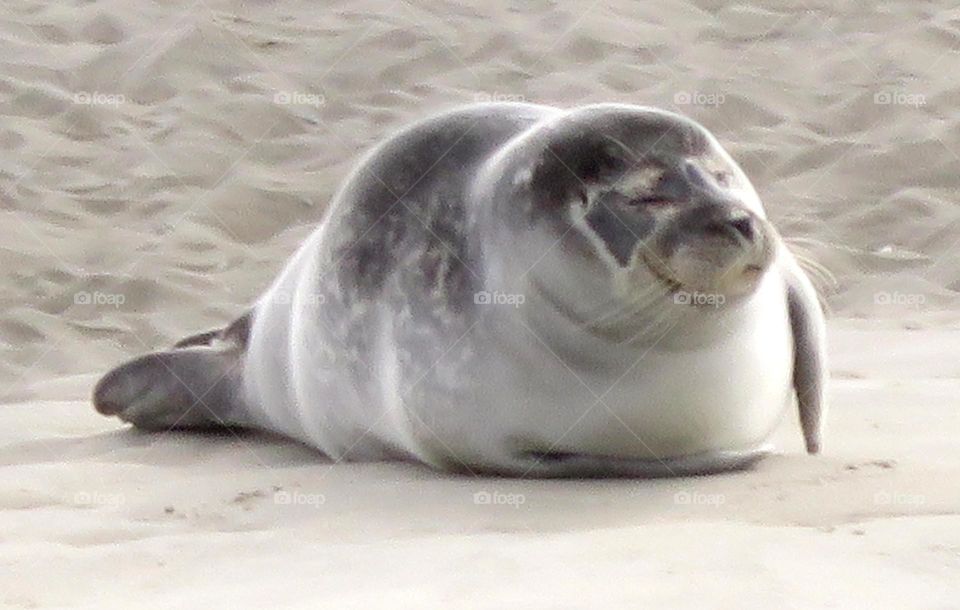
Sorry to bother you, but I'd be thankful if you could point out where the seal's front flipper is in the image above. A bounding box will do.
[782,255,828,454]
[93,314,251,431]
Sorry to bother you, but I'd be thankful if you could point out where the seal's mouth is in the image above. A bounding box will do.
[742,263,764,282]
[640,253,768,300]
[640,252,683,293]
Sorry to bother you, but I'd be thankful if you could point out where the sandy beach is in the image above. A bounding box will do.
[2,1,959,607]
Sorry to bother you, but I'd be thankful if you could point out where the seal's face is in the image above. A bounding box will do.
[587,156,775,300]
[527,106,775,307]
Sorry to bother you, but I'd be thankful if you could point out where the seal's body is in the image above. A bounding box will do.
[94,103,827,477]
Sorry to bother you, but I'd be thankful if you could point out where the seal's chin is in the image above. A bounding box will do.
[721,262,768,298]
[639,253,769,301]
[741,263,765,284]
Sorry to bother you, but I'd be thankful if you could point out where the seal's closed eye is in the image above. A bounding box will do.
[627,195,673,207]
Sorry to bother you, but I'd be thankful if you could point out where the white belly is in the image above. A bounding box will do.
[241,231,795,465]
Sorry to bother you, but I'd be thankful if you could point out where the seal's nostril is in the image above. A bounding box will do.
[729,216,754,241]
[701,215,755,243]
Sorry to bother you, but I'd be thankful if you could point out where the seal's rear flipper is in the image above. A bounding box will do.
[93,347,244,431]
[93,313,251,431]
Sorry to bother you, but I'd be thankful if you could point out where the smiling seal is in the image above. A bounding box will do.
[93,102,827,478]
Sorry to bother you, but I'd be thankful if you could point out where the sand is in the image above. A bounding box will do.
[2,1,959,608]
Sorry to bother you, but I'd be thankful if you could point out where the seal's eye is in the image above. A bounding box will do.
[628,195,672,207]
[714,171,731,186]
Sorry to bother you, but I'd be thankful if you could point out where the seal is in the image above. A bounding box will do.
[93,102,827,478]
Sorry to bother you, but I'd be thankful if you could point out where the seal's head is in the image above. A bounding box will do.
[485,104,777,336]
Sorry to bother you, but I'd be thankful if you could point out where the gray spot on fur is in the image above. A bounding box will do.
[584,191,656,266]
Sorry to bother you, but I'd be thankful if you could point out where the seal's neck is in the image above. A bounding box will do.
[515,261,780,372]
